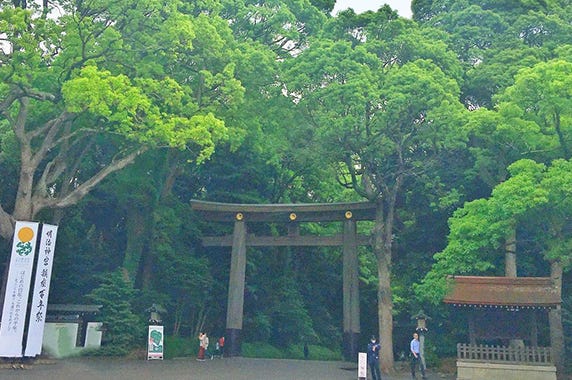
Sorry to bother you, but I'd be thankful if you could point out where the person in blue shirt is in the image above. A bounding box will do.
[367,335,382,380]
[410,332,427,379]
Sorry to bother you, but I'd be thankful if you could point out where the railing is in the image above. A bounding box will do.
[457,343,553,364]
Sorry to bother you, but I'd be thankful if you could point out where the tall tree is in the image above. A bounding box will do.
[283,14,466,367]
[418,158,571,370]
[0,2,236,241]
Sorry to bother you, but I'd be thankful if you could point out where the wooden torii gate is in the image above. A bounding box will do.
[190,200,376,360]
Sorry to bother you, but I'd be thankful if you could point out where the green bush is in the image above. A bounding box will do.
[164,336,196,359]
[242,342,341,361]
[126,337,342,361]
[242,342,286,358]
[292,343,342,361]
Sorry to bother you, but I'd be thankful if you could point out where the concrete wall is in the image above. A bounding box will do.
[457,360,557,380]
[42,322,103,358]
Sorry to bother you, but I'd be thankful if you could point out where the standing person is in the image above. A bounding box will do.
[198,332,212,361]
[218,336,225,357]
[203,332,213,360]
[197,332,206,361]
[410,332,427,379]
[367,335,382,380]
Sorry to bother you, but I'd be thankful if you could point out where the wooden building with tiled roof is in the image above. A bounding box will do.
[443,276,560,380]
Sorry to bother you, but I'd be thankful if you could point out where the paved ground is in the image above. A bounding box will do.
[0,357,457,380]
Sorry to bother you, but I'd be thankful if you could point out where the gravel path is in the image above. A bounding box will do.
[0,357,456,380]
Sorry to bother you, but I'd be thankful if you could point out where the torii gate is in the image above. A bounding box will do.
[190,200,376,360]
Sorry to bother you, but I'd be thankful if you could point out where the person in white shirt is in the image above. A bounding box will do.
[410,332,427,379]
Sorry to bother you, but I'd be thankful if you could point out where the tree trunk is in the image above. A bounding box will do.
[373,198,395,373]
[123,205,152,284]
[505,224,524,348]
[549,261,564,378]
[0,106,38,314]
[0,207,14,242]
[504,224,517,277]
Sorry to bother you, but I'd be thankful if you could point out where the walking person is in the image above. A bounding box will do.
[410,332,427,379]
[203,332,213,359]
[367,335,382,380]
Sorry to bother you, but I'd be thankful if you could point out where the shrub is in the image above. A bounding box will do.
[242,342,341,361]
[163,336,196,359]
[242,342,285,358]
[85,270,145,356]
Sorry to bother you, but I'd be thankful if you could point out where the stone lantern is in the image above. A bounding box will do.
[412,310,430,369]
[146,304,166,325]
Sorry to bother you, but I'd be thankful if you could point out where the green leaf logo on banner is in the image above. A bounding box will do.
[16,227,35,256]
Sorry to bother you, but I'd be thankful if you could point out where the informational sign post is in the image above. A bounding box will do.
[358,352,367,379]
[147,325,164,360]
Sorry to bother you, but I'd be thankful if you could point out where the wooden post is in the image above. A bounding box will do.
[225,219,247,357]
[468,314,476,345]
[549,261,564,376]
[530,310,538,347]
[342,219,360,360]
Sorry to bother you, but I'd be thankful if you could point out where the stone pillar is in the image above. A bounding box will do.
[225,219,247,357]
[342,219,360,360]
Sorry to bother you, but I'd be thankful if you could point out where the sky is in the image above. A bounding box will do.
[332,0,412,19]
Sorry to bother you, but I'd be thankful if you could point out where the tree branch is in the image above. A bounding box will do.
[33,147,148,214]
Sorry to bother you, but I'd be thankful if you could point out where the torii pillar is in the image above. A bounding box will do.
[343,219,360,360]
[225,219,247,357]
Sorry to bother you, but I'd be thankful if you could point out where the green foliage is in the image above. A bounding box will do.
[163,336,197,359]
[241,342,341,361]
[85,270,146,356]
[242,342,285,358]
[2,0,572,365]
[242,253,320,348]
[268,276,317,347]
[286,343,342,361]
[49,206,125,303]
[149,204,215,337]
[418,157,572,304]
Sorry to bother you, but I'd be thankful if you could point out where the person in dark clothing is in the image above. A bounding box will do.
[367,335,382,380]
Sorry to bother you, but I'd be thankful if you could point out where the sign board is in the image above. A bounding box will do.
[358,352,367,379]
[147,325,164,360]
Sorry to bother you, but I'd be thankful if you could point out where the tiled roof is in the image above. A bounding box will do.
[443,276,561,307]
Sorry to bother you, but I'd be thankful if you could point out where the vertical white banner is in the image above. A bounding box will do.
[358,352,367,379]
[24,224,58,357]
[0,221,40,357]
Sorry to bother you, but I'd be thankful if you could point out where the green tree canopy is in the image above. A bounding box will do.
[0,1,242,239]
